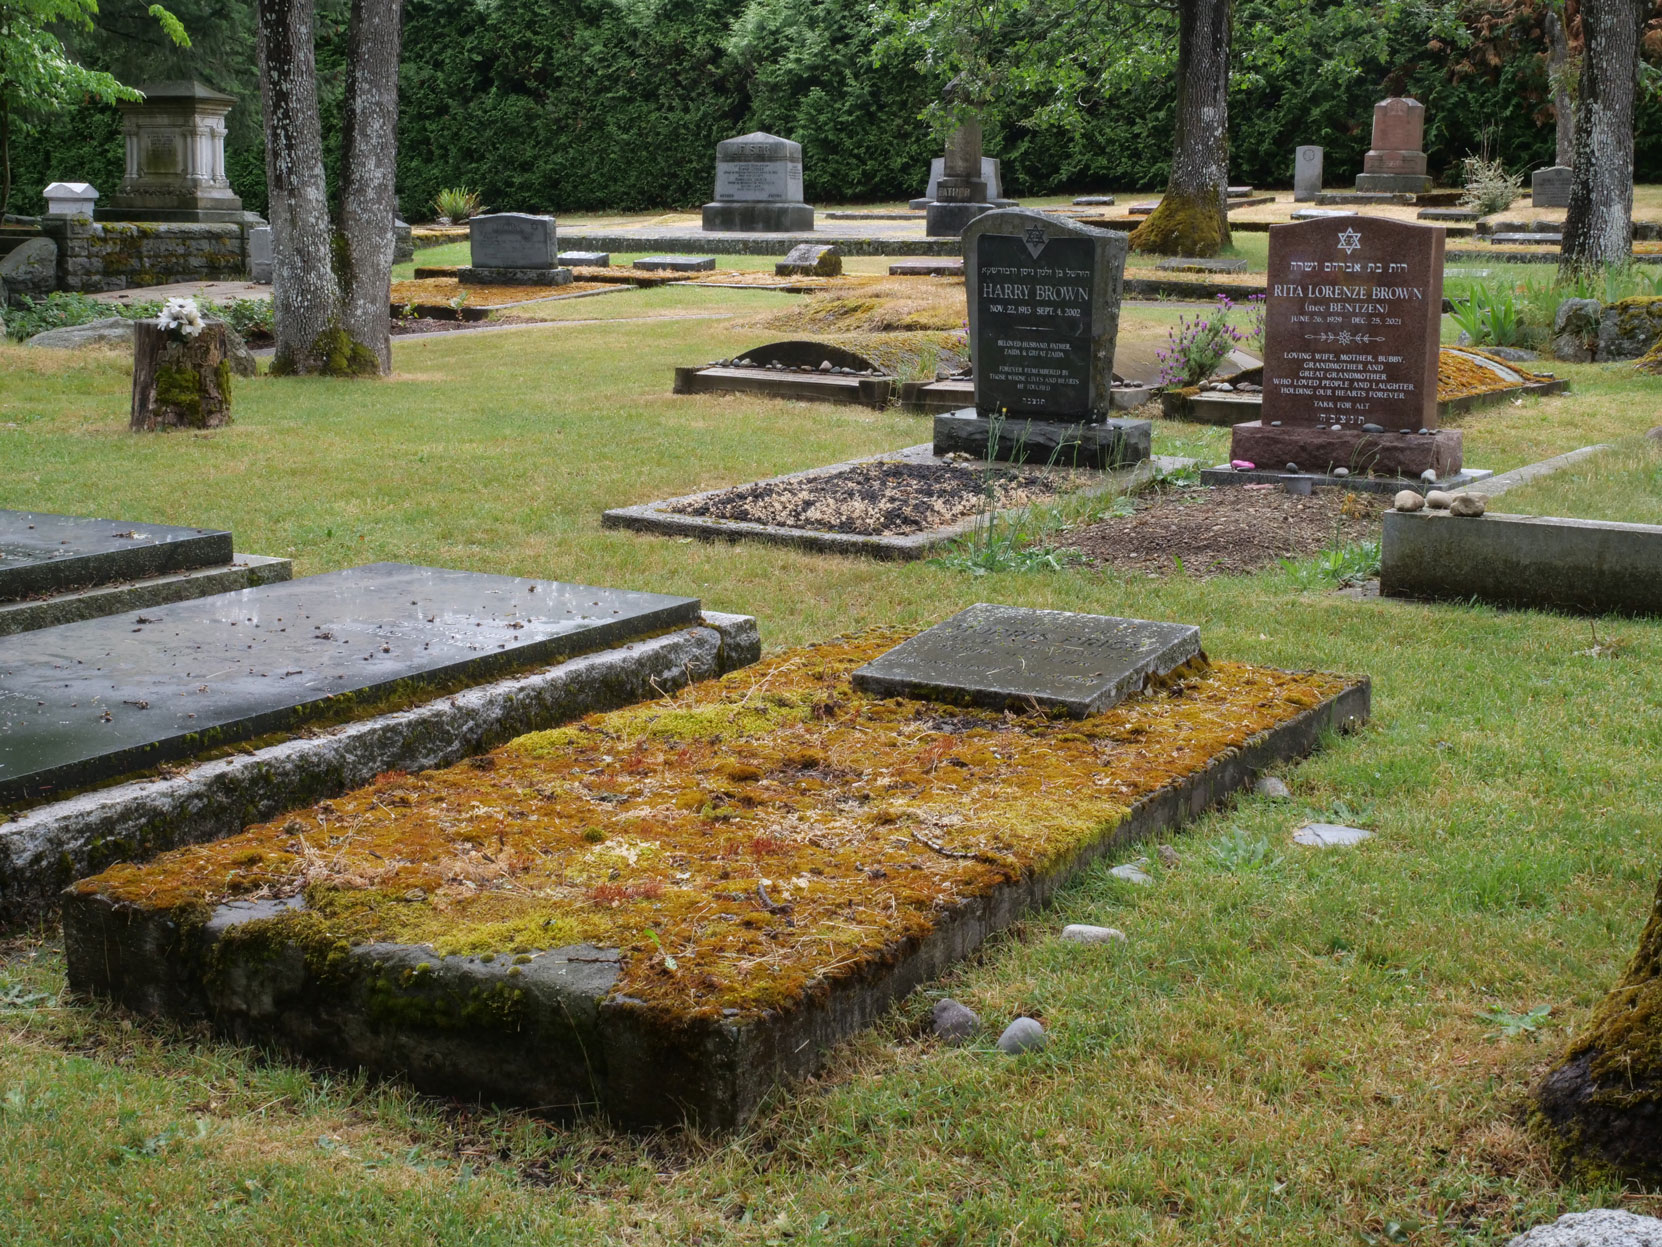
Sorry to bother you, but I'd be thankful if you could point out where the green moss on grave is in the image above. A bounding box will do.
[154,364,204,425]
[1130,192,1231,258]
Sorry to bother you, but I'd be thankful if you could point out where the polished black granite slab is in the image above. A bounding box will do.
[851,603,1201,717]
[0,510,232,603]
[0,563,699,804]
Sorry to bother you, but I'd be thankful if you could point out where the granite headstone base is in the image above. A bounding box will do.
[1228,422,1462,478]
[457,266,573,286]
[851,604,1202,717]
[925,202,995,237]
[701,202,815,233]
[1355,173,1432,194]
[933,409,1151,471]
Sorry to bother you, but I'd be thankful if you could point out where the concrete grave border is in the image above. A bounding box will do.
[601,444,1184,561]
[0,614,759,923]
[64,672,1369,1129]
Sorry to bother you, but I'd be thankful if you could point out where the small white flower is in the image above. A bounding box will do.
[157,297,205,338]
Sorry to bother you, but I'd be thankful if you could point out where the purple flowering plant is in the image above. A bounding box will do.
[1156,293,1266,388]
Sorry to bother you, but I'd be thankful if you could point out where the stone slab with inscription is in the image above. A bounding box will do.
[0,564,700,805]
[469,213,559,269]
[1294,146,1324,202]
[1261,216,1445,430]
[959,209,1128,424]
[702,132,814,233]
[851,603,1201,718]
[1531,165,1572,209]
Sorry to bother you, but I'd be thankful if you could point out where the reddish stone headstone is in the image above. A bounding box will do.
[1261,216,1445,430]
[1358,97,1431,192]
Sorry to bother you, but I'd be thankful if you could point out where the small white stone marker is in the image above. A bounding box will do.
[1293,822,1373,847]
[1061,924,1126,944]
[1506,1208,1662,1247]
[1110,862,1154,885]
[1254,776,1291,799]
[997,1017,1047,1054]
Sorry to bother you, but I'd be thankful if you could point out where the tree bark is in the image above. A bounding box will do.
[338,0,403,374]
[256,0,342,374]
[1559,0,1646,276]
[1129,0,1233,258]
[1534,870,1662,1183]
[131,322,234,430]
[1545,7,1575,167]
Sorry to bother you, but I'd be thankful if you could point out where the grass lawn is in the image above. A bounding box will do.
[1,287,1661,1245]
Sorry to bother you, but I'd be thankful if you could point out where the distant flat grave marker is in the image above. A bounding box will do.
[851,603,1201,717]
[0,510,231,603]
[0,564,699,804]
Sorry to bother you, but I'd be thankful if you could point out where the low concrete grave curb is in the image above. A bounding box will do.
[1,613,759,922]
[601,444,1187,561]
[1381,510,1662,616]
[63,670,1368,1128]
[0,554,291,637]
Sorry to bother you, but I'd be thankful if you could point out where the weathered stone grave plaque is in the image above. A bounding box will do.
[0,510,231,603]
[1261,216,1445,430]
[963,209,1127,422]
[0,564,699,804]
[851,603,1200,717]
[1294,145,1324,202]
[1532,165,1572,209]
[469,213,558,269]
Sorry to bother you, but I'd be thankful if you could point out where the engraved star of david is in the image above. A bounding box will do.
[1336,227,1362,255]
[1022,224,1048,257]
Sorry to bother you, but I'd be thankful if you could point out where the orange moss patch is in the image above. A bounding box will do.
[389,278,616,307]
[77,630,1355,1020]
[1438,347,1553,401]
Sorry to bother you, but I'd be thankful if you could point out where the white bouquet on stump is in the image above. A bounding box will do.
[156,297,207,340]
[132,297,232,431]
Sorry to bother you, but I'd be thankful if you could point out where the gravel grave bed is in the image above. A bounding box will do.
[1067,485,1386,577]
[666,461,1067,536]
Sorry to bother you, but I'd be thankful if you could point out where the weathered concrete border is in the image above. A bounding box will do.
[1381,510,1662,616]
[63,674,1368,1129]
[601,444,1183,561]
[1472,443,1612,496]
[0,554,292,637]
[2,614,759,923]
[1200,465,1492,496]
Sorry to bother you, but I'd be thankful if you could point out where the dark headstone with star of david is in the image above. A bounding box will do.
[961,209,1128,423]
[850,603,1201,718]
[1261,215,1445,430]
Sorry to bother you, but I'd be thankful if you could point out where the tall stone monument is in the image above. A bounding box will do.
[701,133,814,233]
[102,81,246,223]
[1294,146,1323,202]
[931,208,1150,469]
[1355,97,1431,195]
[924,119,998,238]
[1227,215,1461,480]
[910,155,1011,211]
[1532,165,1572,209]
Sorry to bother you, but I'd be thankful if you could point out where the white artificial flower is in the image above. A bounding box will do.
[157,297,206,338]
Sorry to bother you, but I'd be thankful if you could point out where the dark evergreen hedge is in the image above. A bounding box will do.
[13,0,1662,220]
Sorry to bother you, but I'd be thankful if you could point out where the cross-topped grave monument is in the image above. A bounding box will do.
[931,209,1150,469]
[701,132,815,233]
[1225,215,1463,482]
[852,603,1201,717]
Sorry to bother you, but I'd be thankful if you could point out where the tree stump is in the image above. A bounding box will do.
[130,320,234,431]
[1534,871,1662,1182]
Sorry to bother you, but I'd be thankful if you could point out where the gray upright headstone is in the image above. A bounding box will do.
[701,132,815,233]
[926,119,997,238]
[911,157,1006,211]
[1294,145,1324,202]
[1532,165,1572,209]
[469,213,558,269]
[248,225,273,283]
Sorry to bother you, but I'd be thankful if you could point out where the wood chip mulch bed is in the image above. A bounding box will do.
[1065,485,1386,578]
[667,461,1066,536]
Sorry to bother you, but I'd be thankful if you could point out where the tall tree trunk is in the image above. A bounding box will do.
[1545,7,1575,167]
[1534,869,1662,1183]
[1129,0,1233,258]
[257,0,342,374]
[338,0,403,374]
[0,101,12,222]
[1559,0,1646,276]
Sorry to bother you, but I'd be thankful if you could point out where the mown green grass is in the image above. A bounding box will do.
[1,290,1660,1245]
[1495,435,1662,525]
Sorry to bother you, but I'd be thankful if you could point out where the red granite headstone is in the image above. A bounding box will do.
[1261,216,1446,431]
[1367,98,1425,164]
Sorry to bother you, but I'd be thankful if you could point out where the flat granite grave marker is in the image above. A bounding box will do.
[702,132,815,233]
[1223,216,1462,482]
[0,510,231,603]
[462,213,572,286]
[851,603,1200,717]
[558,250,610,268]
[774,244,842,277]
[0,564,699,805]
[634,255,716,273]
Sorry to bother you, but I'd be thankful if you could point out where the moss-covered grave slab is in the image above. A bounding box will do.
[65,627,1370,1128]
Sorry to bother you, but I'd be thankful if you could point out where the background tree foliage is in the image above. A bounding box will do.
[12,0,1662,219]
